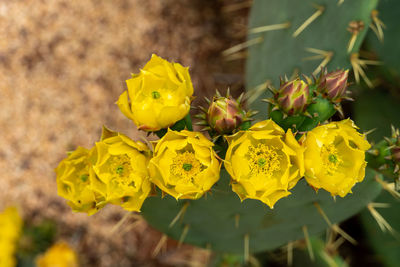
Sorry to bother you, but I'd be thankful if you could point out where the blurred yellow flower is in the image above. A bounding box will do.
[117,54,194,131]
[303,119,370,197]
[0,207,22,267]
[93,133,152,211]
[149,130,220,199]
[36,242,78,267]
[56,147,105,215]
[224,119,304,208]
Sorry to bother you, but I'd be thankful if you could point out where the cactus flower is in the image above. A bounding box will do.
[56,147,106,215]
[318,69,349,103]
[117,54,194,131]
[303,119,370,197]
[275,78,309,115]
[149,130,221,200]
[36,242,78,267]
[0,207,22,267]
[224,119,304,208]
[93,133,152,212]
[207,96,246,134]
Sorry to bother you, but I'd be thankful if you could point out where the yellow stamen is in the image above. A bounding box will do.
[246,144,280,177]
[108,154,134,187]
[321,144,342,175]
[171,151,202,181]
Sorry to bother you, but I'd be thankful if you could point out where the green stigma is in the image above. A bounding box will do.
[151,91,161,99]
[116,166,124,175]
[258,158,267,167]
[80,174,89,182]
[182,163,193,171]
[328,154,338,164]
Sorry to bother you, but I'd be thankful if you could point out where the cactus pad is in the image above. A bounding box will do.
[246,0,378,117]
[141,168,381,253]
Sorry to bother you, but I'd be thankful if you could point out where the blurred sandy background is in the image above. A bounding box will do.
[0,0,248,266]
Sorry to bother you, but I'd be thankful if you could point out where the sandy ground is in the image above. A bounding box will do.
[0,0,249,266]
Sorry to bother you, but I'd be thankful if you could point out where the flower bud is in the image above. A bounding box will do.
[275,78,309,115]
[207,96,246,134]
[392,146,400,164]
[318,69,349,103]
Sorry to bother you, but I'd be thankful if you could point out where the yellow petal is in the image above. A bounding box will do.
[116,91,135,121]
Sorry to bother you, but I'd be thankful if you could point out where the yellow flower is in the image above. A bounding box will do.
[117,54,194,131]
[224,119,304,208]
[303,119,370,197]
[0,207,22,267]
[56,147,105,215]
[36,242,78,267]
[93,133,152,211]
[149,130,220,199]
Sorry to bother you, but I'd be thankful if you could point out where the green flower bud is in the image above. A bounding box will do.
[318,69,349,103]
[207,96,246,134]
[275,78,309,115]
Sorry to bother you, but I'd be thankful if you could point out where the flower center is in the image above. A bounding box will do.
[258,158,267,167]
[116,165,124,175]
[151,91,161,99]
[182,163,193,171]
[171,151,202,180]
[80,174,89,182]
[107,154,135,187]
[321,144,342,175]
[246,143,280,177]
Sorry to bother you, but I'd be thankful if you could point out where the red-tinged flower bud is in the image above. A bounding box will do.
[207,96,246,134]
[275,78,309,115]
[318,69,349,103]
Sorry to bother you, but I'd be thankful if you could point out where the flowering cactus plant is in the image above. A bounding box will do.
[55,54,397,264]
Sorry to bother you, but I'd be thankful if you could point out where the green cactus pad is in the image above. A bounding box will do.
[246,0,378,118]
[354,89,400,142]
[141,168,381,253]
[361,191,400,267]
[355,87,400,267]
[366,0,400,78]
